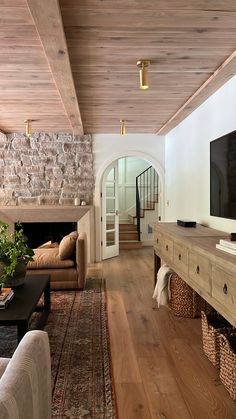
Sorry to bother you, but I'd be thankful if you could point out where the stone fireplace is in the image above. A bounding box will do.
[0,132,95,261]
[0,205,95,263]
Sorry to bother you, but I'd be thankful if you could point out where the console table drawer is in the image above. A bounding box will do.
[212,266,236,314]
[161,237,173,262]
[173,242,188,274]
[154,230,162,252]
[189,252,211,294]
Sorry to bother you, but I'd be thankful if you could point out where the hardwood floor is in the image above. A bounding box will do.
[97,247,236,419]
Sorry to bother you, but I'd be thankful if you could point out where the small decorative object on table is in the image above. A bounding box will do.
[177,219,196,227]
[81,200,86,206]
[0,221,34,287]
[74,197,80,206]
[0,287,14,309]
[0,287,12,300]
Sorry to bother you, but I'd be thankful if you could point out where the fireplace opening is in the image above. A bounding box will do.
[16,222,77,249]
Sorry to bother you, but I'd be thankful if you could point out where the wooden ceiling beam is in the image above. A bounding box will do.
[26,0,83,136]
[157,49,236,135]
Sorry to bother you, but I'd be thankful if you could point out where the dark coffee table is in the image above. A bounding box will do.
[0,274,50,342]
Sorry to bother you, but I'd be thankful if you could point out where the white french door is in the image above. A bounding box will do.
[102,161,119,259]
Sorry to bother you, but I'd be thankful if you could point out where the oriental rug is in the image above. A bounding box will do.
[0,278,118,419]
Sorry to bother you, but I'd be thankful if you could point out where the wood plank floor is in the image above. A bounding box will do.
[93,247,236,419]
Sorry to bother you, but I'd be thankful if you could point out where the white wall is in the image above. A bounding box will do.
[165,75,236,233]
[92,133,165,260]
[93,133,165,178]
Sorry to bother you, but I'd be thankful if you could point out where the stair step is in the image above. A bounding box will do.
[145,201,158,206]
[128,214,134,224]
[119,231,138,240]
[128,213,144,220]
[119,223,137,231]
[142,207,155,211]
[107,223,137,232]
[146,202,155,209]
[119,240,143,249]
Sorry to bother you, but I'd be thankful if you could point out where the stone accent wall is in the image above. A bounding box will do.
[0,132,94,205]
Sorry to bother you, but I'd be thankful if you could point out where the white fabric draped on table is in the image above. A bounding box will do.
[152,264,173,307]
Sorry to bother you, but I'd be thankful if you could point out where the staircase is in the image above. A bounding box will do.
[129,166,159,242]
[128,193,158,225]
[119,222,142,249]
[119,165,158,249]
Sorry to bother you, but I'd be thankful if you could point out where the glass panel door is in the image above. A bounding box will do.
[102,161,119,259]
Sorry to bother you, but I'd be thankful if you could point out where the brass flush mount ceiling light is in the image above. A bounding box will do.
[24,119,37,139]
[120,120,126,136]
[24,119,32,139]
[137,60,150,90]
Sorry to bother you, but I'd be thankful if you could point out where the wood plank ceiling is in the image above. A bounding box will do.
[0,0,236,135]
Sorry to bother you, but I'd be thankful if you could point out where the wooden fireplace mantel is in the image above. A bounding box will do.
[0,205,95,263]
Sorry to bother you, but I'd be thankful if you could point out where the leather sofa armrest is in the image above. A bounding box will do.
[76,232,87,289]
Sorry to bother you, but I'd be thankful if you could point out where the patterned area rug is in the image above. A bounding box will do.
[0,278,118,419]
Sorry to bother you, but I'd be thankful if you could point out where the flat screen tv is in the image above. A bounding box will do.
[210,129,236,219]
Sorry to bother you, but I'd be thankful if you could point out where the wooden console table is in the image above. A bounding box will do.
[153,222,236,327]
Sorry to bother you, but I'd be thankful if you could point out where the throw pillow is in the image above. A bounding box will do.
[38,241,59,249]
[59,231,78,260]
[68,231,78,238]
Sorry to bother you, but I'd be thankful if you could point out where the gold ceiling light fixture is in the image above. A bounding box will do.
[120,120,126,136]
[137,60,150,90]
[24,119,32,139]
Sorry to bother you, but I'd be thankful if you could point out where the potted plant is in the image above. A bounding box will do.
[0,221,34,288]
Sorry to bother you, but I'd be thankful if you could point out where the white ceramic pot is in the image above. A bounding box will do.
[74,197,80,206]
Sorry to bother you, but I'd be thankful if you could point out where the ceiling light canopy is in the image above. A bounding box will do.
[137,60,150,90]
[120,120,126,136]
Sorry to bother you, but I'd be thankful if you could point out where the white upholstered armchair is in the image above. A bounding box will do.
[0,330,51,419]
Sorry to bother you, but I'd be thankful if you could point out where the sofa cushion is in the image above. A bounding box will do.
[59,231,78,260]
[27,248,74,269]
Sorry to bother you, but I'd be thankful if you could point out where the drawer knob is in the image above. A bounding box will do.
[166,244,168,251]
[196,265,200,274]
[178,253,182,261]
[223,283,228,295]
[156,238,159,244]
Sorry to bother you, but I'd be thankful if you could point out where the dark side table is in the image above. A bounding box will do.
[0,274,50,342]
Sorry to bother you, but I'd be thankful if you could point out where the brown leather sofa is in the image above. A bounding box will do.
[26,232,87,290]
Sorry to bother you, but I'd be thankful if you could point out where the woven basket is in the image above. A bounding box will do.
[219,332,236,400]
[169,273,212,318]
[201,310,232,368]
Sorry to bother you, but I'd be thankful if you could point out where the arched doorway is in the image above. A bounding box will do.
[94,151,165,261]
